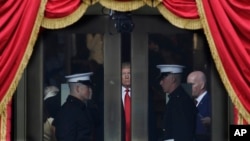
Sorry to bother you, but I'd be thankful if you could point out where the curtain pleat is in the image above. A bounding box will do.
[41,0,89,29]
[157,4,202,29]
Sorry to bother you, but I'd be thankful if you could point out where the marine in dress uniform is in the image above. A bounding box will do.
[157,65,197,141]
[53,72,100,141]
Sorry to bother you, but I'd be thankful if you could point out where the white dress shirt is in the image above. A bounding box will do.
[195,91,207,107]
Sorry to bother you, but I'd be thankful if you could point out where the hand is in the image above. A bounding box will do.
[201,117,211,126]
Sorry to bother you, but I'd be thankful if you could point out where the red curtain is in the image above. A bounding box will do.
[157,0,201,30]
[45,0,82,18]
[42,0,90,29]
[198,0,250,123]
[0,0,250,140]
[161,0,199,19]
[0,0,44,140]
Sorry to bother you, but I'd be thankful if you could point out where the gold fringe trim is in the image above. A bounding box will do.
[143,0,161,7]
[99,0,145,12]
[157,4,202,30]
[237,113,248,124]
[0,0,46,116]
[83,0,98,5]
[88,0,99,5]
[237,113,243,124]
[0,0,46,139]
[196,0,250,123]
[41,3,89,29]
[0,108,7,140]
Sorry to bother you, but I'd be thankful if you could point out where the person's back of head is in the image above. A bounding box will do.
[68,83,78,95]
[65,72,94,101]
[187,71,207,98]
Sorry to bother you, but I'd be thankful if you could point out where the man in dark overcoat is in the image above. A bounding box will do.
[157,65,197,141]
[53,72,100,141]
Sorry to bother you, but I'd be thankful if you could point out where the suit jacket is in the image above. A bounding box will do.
[196,93,211,136]
[162,86,197,141]
[121,102,126,141]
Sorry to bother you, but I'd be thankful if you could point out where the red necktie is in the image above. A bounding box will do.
[125,89,131,141]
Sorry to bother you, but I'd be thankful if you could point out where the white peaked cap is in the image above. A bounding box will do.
[65,72,93,82]
[157,64,185,73]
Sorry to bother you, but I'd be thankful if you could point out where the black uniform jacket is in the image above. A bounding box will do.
[53,95,97,141]
[162,86,197,141]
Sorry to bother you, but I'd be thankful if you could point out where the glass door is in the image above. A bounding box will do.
[14,13,229,141]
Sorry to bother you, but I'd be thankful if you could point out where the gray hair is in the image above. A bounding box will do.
[171,73,182,85]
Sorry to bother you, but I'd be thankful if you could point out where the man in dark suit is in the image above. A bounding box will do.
[157,64,197,141]
[187,71,211,141]
[121,62,131,141]
[121,62,157,141]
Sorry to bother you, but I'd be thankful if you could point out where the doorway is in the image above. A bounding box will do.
[14,13,230,141]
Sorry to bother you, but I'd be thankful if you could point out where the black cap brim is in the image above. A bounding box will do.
[78,80,93,87]
[158,72,171,81]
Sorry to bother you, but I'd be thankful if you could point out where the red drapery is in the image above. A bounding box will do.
[42,0,89,29]
[0,0,45,140]
[162,0,199,19]
[0,0,249,140]
[197,0,250,123]
[157,0,201,29]
[45,0,81,18]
